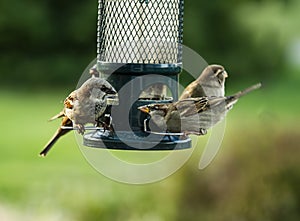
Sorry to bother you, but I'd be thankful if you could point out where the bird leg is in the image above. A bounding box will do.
[199,128,207,135]
[184,128,207,136]
[193,128,207,136]
[96,115,115,136]
[166,134,174,142]
[74,124,85,135]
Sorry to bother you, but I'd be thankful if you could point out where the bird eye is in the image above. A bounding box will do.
[215,70,225,80]
[217,70,224,75]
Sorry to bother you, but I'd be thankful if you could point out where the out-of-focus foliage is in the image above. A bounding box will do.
[1,0,299,88]
[183,0,300,85]
[0,0,97,88]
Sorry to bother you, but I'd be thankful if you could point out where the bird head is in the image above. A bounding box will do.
[205,64,228,85]
[100,82,117,96]
[198,64,227,85]
[138,103,170,132]
[77,78,117,102]
[138,103,169,117]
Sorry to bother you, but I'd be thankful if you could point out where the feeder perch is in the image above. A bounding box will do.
[83,0,191,150]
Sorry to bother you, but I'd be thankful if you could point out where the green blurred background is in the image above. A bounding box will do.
[0,0,299,220]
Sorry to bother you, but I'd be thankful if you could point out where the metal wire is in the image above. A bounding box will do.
[143,119,184,136]
[97,0,184,64]
[61,126,104,130]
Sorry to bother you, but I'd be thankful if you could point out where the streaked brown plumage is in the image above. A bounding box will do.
[67,77,117,134]
[39,76,116,157]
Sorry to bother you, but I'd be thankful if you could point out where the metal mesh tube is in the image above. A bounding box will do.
[97,0,184,64]
[83,0,191,150]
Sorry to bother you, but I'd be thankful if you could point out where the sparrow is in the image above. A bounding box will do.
[179,64,228,100]
[39,76,117,157]
[139,83,261,135]
[67,77,117,134]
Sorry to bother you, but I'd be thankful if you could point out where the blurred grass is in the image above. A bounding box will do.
[0,88,184,220]
[0,81,299,220]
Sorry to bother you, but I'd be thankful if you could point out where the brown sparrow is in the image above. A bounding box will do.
[179,64,228,99]
[67,77,117,134]
[139,83,261,135]
[39,77,117,157]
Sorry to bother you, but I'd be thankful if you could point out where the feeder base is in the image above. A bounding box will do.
[83,130,191,151]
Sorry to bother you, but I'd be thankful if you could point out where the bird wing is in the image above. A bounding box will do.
[225,83,262,107]
[175,98,210,117]
[179,81,206,99]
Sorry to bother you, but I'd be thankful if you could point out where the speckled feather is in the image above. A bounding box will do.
[40,76,116,156]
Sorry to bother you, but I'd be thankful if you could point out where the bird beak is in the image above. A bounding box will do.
[105,87,117,95]
[89,68,96,73]
[89,69,96,75]
[223,70,228,78]
[138,106,150,114]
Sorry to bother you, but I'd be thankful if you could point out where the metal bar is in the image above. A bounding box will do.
[61,126,103,130]
[143,119,184,136]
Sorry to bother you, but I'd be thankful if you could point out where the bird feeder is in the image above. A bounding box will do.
[83,0,191,150]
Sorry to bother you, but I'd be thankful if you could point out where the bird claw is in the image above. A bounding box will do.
[96,114,114,134]
[199,128,207,135]
[75,124,85,135]
[185,128,207,136]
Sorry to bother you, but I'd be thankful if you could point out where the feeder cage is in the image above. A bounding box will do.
[83,0,191,150]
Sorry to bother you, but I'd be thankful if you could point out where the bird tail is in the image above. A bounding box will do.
[233,83,262,99]
[39,130,62,157]
[226,83,261,107]
[48,111,64,121]
[40,117,72,157]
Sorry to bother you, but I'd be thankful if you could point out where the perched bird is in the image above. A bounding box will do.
[139,83,261,135]
[39,77,117,157]
[67,77,117,134]
[179,64,228,100]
